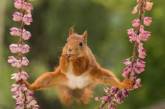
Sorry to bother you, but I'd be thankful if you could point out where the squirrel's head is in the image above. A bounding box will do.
[62,27,88,60]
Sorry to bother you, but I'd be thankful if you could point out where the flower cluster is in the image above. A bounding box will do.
[10,27,32,40]
[11,84,39,109]
[97,0,153,108]
[8,56,29,68]
[8,0,39,108]
[9,44,30,54]
[96,87,129,109]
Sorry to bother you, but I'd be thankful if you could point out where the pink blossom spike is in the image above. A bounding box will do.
[10,0,39,108]
[96,0,153,108]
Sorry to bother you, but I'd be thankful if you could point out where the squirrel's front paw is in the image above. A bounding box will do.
[21,80,34,91]
[122,79,134,89]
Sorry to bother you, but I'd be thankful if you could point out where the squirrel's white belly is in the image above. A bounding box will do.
[65,64,91,89]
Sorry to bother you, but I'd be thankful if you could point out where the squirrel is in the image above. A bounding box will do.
[24,27,133,105]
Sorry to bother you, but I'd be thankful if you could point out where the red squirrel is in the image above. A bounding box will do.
[24,27,132,105]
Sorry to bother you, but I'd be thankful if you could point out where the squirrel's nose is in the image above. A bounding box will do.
[67,48,73,57]
[68,48,72,52]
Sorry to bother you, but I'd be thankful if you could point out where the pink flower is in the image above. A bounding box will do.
[109,105,116,109]
[10,27,22,37]
[121,89,129,97]
[10,28,31,40]
[132,19,140,28]
[23,14,33,25]
[115,91,124,103]
[122,58,132,78]
[11,84,26,96]
[145,1,153,11]
[9,44,18,53]
[123,58,132,66]
[26,99,39,109]
[122,67,131,78]
[22,29,32,40]
[127,28,138,42]
[11,83,29,108]
[8,56,21,68]
[12,11,23,22]
[139,26,151,41]
[138,43,146,59]
[21,44,30,54]
[144,17,152,26]
[122,58,133,77]
[14,0,24,9]
[21,56,29,66]
[8,56,16,63]
[134,59,145,74]
[22,2,33,12]
[110,87,119,95]
[25,90,39,109]
[14,0,33,13]
[133,78,141,89]
[101,96,110,102]
[122,58,145,77]
[11,71,29,81]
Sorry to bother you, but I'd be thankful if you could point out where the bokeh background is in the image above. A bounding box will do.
[0,0,165,109]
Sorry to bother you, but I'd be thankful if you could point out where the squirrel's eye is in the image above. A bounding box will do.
[79,42,83,47]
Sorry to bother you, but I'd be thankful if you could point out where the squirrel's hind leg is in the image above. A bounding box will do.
[57,86,73,106]
[79,88,93,105]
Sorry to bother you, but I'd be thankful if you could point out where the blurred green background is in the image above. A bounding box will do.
[0,0,165,109]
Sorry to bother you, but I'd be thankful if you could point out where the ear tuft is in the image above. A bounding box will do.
[83,30,88,43]
[69,26,75,36]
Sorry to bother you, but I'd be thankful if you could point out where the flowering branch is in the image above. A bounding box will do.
[96,0,153,109]
[8,0,39,109]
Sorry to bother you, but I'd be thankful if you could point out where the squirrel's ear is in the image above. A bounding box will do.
[83,30,88,43]
[68,26,75,36]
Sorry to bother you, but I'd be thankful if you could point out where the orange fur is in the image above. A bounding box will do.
[24,27,133,105]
